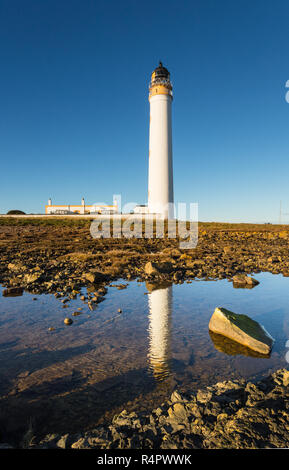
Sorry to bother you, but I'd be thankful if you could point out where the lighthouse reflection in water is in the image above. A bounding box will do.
[147,283,173,381]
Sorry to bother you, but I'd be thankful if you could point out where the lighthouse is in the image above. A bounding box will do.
[148,62,174,219]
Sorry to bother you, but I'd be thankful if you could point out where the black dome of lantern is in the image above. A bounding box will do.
[153,61,170,79]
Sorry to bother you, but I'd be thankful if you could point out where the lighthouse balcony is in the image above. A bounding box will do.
[150,77,172,88]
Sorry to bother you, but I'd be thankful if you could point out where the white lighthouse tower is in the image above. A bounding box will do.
[148,62,174,219]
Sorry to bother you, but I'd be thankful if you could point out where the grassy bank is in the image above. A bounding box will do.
[0,216,288,233]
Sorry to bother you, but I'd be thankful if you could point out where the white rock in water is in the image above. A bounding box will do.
[209,307,274,355]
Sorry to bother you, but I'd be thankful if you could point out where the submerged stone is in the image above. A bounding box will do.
[209,307,274,355]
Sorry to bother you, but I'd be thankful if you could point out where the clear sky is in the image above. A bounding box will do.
[0,0,289,222]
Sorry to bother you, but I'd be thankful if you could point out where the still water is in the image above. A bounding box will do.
[0,272,288,437]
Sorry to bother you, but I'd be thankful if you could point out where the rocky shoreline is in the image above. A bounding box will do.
[1,220,289,300]
[1,219,289,449]
[4,368,285,449]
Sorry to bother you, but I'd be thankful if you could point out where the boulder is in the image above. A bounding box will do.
[209,307,274,355]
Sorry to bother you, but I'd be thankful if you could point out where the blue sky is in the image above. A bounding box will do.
[0,0,289,222]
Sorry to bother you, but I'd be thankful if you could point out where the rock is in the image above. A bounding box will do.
[64,318,73,325]
[271,369,289,387]
[171,390,185,403]
[37,433,61,448]
[55,434,70,449]
[245,276,259,286]
[278,231,288,239]
[24,272,43,284]
[7,262,27,272]
[209,307,274,355]
[186,259,205,268]
[167,403,188,424]
[83,271,106,284]
[232,274,259,287]
[268,256,279,263]
[196,389,213,404]
[144,261,173,275]
[223,246,234,254]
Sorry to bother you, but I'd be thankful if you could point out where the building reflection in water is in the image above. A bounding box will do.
[146,282,173,382]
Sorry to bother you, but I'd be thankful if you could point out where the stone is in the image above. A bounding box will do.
[55,434,70,449]
[232,274,259,287]
[223,246,234,254]
[64,318,73,325]
[24,272,43,284]
[186,259,205,268]
[144,261,173,275]
[272,369,289,387]
[196,390,213,404]
[168,403,188,423]
[209,307,274,355]
[7,262,27,272]
[83,271,106,284]
[171,391,184,403]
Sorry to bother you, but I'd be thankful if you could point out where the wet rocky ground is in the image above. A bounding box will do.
[1,217,289,449]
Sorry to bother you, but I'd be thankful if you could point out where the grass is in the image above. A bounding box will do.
[0,216,288,233]
[0,217,92,227]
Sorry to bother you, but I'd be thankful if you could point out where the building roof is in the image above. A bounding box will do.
[153,61,170,79]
